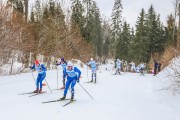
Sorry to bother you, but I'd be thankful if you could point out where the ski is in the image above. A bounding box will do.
[42,99,70,104]
[85,81,96,84]
[51,88,61,91]
[29,91,47,97]
[62,100,76,107]
[85,81,93,83]
[51,88,64,91]
[18,92,34,95]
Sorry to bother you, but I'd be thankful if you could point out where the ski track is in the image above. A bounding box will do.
[0,65,180,120]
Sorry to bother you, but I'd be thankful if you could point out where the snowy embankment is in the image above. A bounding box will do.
[156,56,180,94]
[0,62,180,120]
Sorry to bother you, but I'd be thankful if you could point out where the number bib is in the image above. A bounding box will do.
[66,69,76,77]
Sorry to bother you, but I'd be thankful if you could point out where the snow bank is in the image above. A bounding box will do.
[0,62,25,76]
[157,56,180,94]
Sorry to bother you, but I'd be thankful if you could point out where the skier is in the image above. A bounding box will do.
[59,61,81,101]
[115,59,122,75]
[130,61,136,72]
[56,58,67,89]
[30,60,46,93]
[87,58,97,83]
[136,65,140,73]
[140,62,145,75]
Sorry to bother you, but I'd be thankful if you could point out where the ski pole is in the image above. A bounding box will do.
[57,66,59,89]
[95,72,97,84]
[44,79,52,93]
[78,83,94,100]
[87,64,89,82]
[31,70,36,83]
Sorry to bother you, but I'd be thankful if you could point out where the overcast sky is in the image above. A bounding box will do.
[95,0,174,27]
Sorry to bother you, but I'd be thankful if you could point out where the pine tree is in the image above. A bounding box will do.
[49,0,55,17]
[8,0,28,21]
[102,18,111,58]
[145,5,166,58]
[92,1,103,57]
[71,0,85,37]
[13,0,24,13]
[165,14,177,46]
[110,0,123,57]
[82,0,95,43]
[133,8,149,63]
[128,27,135,62]
[155,15,166,53]
[116,21,131,61]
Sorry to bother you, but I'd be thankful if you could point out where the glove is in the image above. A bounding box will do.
[77,79,80,83]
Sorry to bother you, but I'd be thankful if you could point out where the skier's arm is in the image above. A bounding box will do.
[74,67,81,80]
[41,64,46,71]
[56,61,61,66]
[30,64,35,69]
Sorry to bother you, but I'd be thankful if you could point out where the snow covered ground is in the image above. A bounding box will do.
[0,64,180,120]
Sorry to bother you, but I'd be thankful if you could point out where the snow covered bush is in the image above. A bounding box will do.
[159,56,180,94]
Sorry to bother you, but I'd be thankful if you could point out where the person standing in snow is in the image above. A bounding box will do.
[130,61,136,72]
[59,61,81,101]
[56,58,67,89]
[87,58,97,83]
[30,60,46,93]
[114,59,122,75]
[140,62,145,75]
[136,65,140,73]
[153,60,158,76]
[158,61,161,73]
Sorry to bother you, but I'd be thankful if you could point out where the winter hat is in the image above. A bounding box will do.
[67,61,73,67]
[35,60,39,65]
[90,58,93,61]
[61,58,65,62]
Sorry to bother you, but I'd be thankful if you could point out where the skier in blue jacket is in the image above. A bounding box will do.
[56,58,67,89]
[59,61,81,101]
[30,60,46,93]
[87,58,97,83]
[115,59,122,75]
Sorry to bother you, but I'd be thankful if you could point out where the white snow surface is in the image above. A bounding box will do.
[0,63,180,120]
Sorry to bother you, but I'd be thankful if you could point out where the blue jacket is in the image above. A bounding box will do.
[154,62,158,69]
[63,66,81,80]
[31,64,46,74]
[88,60,97,69]
[56,61,67,70]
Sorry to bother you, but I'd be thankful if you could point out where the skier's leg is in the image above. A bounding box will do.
[70,79,76,100]
[34,76,40,93]
[90,70,93,82]
[94,72,96,83]
[39,73,46,93]
[64,80,71,96]
[118,67,121,74]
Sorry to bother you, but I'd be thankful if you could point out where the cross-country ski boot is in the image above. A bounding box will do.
[59,95,66,101]
[39,88,42,93]
[60,86,65,89]
[70,95,74,102]
[33,88,39,93]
